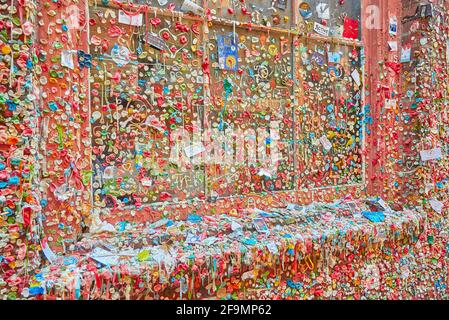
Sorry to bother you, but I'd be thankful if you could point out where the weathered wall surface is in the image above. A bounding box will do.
[0,0,41,298]
[32,0,91,252]
[34,0,369,252]
[2,0,449,300]
[362,0,402,198]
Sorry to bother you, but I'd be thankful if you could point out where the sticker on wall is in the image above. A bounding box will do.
[314,22,330,37]
[299,2,313,19]
[388,41,398,52]
[389,16,398,36]
[275,0,288,11]
[342,17,359,39]
[146,34,168,51]
[328,51,342,64]
[400,46,412,63]
[316,3,330,20]
[217,34,239,72]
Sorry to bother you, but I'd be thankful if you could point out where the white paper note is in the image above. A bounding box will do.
[378,198,392,212]
[316,3,330,19]
[388,41,398,52]
[231,221,243,231]
[314,22,330,37]
[429,199,444,214]
[266,242,279,254]
[184,142,205,158]
[319,135,332,151]
[385,99,397,109]
[258,168,272,178]
[61,50,76,69]
[420,148,442,162]
[180,0,203,15]
[41,241,57,264]
[118,10,143,26]
[351,69,361,86]
[89,247,119,266]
